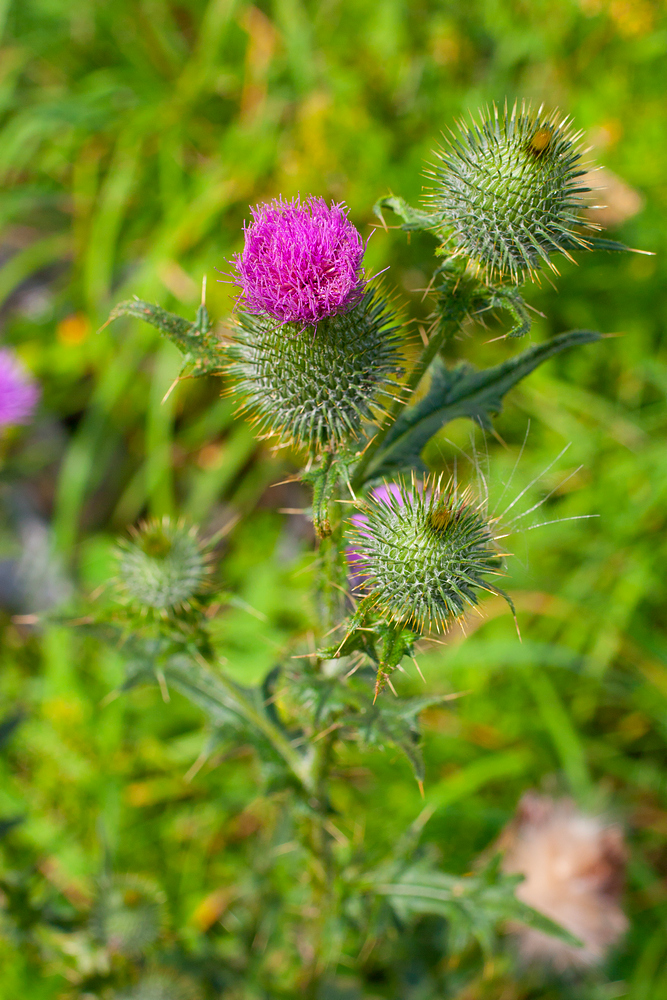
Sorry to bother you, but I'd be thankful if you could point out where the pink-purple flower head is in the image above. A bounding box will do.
[0,349,39,428]
[233,196,365,327]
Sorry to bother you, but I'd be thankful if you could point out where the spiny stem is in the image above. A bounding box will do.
[351,318,458,490]
[166,653,316,795]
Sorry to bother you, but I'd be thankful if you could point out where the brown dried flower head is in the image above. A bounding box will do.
[499,792,628,970]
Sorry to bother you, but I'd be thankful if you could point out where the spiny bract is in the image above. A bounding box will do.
[428,102,590,283]
[351,477,506,632]
[226,290,403,452]
[115,517,209,614]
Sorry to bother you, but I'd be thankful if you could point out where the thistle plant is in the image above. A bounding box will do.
[91,101,634,993]
[92,875,165,956]
[226,197,403,454]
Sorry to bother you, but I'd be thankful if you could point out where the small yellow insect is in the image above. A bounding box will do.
[428,506,454,533]
[529,127,553,154]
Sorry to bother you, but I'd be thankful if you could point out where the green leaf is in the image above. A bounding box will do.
[363,329,601,481]
[372,195,442,232]
[105,298,226,377]
[485,286,532,338]
[98,637,314,794]
[161,655,315,793]
[425,750,532,812]
[342,693,454,783]
[372,857,582,957]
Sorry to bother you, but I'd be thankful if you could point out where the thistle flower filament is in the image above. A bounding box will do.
[233,196,365,325]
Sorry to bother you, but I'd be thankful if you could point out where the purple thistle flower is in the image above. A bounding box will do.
[233,196,365,326]
[0,349,39,427]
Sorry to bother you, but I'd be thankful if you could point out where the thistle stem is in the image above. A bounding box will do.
[165,655,316,795]
[351,318,458,490]
[303,731,337,992]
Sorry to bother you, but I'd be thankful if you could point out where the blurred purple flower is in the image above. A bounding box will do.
[233,196,365,326]
[347,483,406,592]
[0,349,39,427]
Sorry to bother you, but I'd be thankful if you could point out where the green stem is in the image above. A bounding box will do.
[304,731,337,992]
[351,318,458,490]
[165,655,316,795]
[318,525,345,635]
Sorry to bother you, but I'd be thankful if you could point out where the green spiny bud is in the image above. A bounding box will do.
[115,517,210,615]
[351,477,509,633]
[428,102,590,283]
[117,972,201,1000]
[226,290,403,453]
[92,875,165,955]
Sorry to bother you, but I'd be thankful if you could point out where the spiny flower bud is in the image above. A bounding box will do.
[115,517,210,615]
[350,476,507,633]
[117,972,201,1000]
[92,875,165,956]
[226,289,403,452]
[0,348,39,427]
[428,102,588,282]
[233,196,365,326]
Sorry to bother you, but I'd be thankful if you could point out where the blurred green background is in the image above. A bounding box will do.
[1,0,667,996]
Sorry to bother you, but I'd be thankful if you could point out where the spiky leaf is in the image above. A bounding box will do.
[363,329,601,481]
[372,195,442,232]
[372,857,582,957]
[343,693,456,782]
[106,298,225,376]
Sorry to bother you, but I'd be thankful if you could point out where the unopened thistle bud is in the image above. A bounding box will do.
[115,517,210,616]
[350,477,507,633]
[117,972,201,1000]
[227,285,403,453]
[92,875,165,956]
[429,102,589,282]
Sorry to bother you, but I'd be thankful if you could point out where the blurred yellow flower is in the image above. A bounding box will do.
[57,312,91,346]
